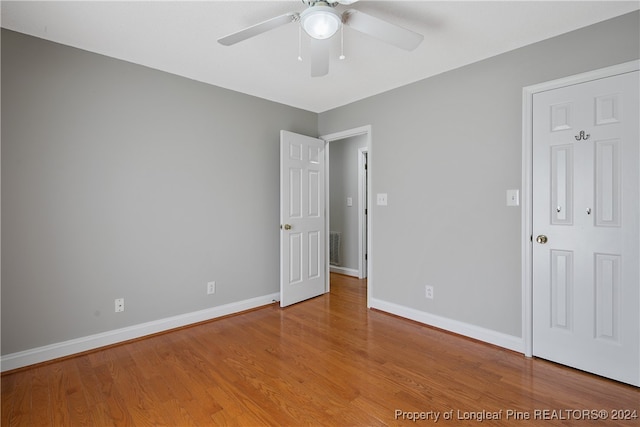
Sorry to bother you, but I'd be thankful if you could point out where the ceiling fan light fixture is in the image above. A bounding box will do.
[300,5,342,40]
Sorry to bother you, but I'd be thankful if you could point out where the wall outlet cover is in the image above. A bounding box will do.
[425,286,434,299]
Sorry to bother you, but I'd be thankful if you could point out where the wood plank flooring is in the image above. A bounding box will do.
[2,273,639,426]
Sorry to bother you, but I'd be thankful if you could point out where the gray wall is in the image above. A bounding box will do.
[2,11,639,356]
[319,11,640,337]
[1,29,317,355]
[329,134,367,271]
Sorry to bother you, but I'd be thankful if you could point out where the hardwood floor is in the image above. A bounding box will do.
[2,273,638,426]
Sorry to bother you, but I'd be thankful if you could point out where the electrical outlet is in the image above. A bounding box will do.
[115,298,125,313]
[425,286,434,300]
[207,281,216,295]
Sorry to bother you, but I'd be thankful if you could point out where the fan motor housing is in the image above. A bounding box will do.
[300,4,342,40]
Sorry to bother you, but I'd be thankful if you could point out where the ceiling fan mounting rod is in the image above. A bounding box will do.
[302,1,340,7]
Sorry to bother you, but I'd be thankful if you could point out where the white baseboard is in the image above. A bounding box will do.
[1,292,279,372]
[370,298,525,354]
[329,266,359,277]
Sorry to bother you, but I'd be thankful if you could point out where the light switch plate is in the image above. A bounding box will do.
[506,189,519,206]
[376,193,388,206]
[347,197,353,207]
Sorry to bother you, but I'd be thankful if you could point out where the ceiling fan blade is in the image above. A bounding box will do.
[309,38,329,77]
[342,9,423,51]
[218,13,298,46]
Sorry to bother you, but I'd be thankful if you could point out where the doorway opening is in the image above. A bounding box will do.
[322,125,372,307]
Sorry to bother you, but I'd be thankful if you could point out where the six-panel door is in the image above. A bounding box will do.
[532,71,639,386]
[280,130,327,307]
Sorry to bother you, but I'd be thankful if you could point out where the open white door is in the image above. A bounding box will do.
[280,130,326,307]
[532,70,639,386]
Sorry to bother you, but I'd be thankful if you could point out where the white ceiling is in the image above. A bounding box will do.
[2,1,638,112]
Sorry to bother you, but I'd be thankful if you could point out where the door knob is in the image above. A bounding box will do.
[283,224,292,230]
[536,235,548,244]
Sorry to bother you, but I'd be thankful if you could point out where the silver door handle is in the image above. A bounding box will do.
[536,235,548,244]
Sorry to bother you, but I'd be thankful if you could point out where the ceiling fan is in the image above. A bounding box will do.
[218,0,424,77]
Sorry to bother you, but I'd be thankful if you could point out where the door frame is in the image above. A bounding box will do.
[521,60,639,357]
[358,147,368,279]
[321,125,372,307]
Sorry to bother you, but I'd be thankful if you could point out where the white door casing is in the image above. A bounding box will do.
[358,147,368,279]
[280,131,327,307]
[531,70,639,386]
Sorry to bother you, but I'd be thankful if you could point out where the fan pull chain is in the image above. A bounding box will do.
[339,25,346,60]
[298,26,303,62]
